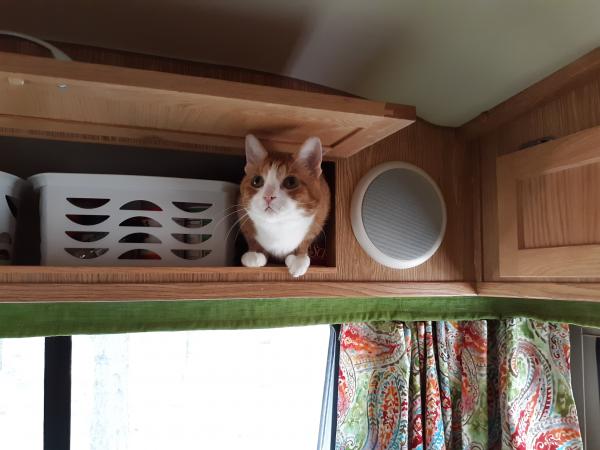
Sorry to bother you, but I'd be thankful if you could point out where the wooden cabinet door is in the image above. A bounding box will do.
[496,126,600,278]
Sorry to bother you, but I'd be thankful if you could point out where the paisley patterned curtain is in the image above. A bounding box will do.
[335,319,582,450]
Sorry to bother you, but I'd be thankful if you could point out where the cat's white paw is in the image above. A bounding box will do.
[242,251,267,267]
[285,254,310,278]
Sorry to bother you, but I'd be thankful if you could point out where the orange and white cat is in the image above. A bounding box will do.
[239,134,330,277]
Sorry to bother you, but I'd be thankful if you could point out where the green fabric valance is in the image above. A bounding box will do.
[0,296,598,337]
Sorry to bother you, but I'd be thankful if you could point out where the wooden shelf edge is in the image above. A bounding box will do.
[0,265,338,283]
[477,282,600,302]
[0,282,476,302]
[5,280,600,303]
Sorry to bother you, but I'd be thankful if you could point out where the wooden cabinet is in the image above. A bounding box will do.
[2,38,600,303]
[496,127,600,278]
[0,39,480,302]
[0,52,414,159]
[466,46,600,301]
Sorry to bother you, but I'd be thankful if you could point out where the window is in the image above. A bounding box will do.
[0,337,45,450]
[0,326,339,450]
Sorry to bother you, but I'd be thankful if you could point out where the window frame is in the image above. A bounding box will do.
[44,336,71,450]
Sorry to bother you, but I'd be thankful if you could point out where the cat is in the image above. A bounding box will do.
[238,134,330,277]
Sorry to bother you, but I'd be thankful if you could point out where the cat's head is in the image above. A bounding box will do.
[240,134,325,222]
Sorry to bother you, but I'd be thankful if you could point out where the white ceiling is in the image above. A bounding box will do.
[2,0,600,126]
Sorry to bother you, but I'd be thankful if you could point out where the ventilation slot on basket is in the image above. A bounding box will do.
[119,217,161,227]
[119,233,161,244]
[172,249,211,260]
[172,218,212,228]
[118,249,161,260]
[120,200,162,211]
[171,233,211,244]
[66,214,109,226]
[0,232,11,245]
[0,249,10,261]
[66,231,109,242]
[67,198,110,209]
[65,248,109,259]
[5,195,18,218]
[172,202,211,213]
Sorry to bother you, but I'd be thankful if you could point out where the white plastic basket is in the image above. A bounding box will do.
[30,173,240,266]
[0,171,26,265]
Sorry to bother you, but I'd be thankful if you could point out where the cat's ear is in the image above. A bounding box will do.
[245,134,268,173]
[296,137,323,177]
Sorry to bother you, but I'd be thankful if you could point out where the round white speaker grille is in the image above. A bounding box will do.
[351,162,446,269]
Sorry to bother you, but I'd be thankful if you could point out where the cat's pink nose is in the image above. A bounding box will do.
[264,195,277,205]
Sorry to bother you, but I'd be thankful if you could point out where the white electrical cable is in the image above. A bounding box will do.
[0,30,71,61]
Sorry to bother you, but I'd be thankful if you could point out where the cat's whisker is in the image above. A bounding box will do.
[225,211,248,233]
[218,203,245,213]
[212,214,246,241]
[215,208,245,220]
[234,216,251,244]
[211,208,247,231]
[225,213,249,243]
[211,213,243,234]
[209,204,245,219]
[206,204,245,220]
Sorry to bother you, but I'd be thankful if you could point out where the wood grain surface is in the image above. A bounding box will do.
[478,282,600,302]
[496,127,600,277]
[0,40,474,286]
[0,282,476,302]
[464,46,600,282]
[0,51,414,159]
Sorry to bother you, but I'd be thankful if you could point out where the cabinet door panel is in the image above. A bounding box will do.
[497,126,600,277]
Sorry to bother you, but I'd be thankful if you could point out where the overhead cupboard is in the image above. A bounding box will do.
[0,37,599,305]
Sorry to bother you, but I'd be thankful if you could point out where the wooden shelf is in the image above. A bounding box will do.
[0,52,415,159]
[477,282,600,303]
[0,281,476,302]
[0,265,337,283]
[0,43,478,304]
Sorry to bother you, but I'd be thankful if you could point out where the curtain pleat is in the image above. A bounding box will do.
[335,319,582,450]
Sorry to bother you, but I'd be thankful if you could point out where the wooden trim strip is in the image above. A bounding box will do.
[0,266,338,284]
[477,282,600,302]
[459,47,600,140]
[0,282,476,302]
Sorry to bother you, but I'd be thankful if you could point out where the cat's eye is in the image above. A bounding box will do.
[251,176,264,188]
[282,176,299,189]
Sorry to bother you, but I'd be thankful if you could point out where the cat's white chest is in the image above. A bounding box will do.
[253,212,315,258]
